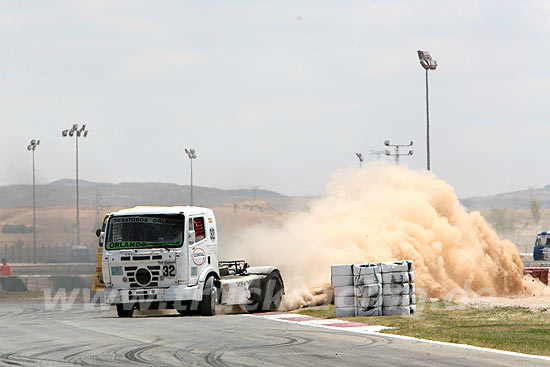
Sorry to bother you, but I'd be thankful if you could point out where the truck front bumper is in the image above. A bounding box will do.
[105,283,203,305]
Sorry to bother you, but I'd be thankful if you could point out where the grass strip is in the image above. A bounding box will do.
[296,299,550,356]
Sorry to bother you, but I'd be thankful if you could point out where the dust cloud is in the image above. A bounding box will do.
[229,162,532,309]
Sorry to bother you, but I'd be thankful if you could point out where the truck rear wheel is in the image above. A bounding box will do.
[245,272,283,313]
[116,304,134,318]
[199,276,217,316]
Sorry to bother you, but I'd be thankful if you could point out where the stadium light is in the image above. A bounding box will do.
[355,152,364,168]
[384,140,414,165]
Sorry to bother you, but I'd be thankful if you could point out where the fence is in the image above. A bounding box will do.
[2,243,97,263]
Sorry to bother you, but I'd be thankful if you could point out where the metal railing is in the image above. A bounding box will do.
[2,243,97,263]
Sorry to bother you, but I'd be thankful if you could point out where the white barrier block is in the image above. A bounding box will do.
[409,271,415,283]
[380,261,408,273]
[383,294,410,307]
[410,294,416,305]
[331,275,354,287]
[335,296,356,308]
[353,264,381,276]
[410,305,417,314]
[335,307,356,317]
[405,260,414,272]
[409,283,416,294]
[356,307,382,316]
[356,296,382,308]
[334,286,355,298]
[355,283,381,297]
[355,273,381,286]
[381,272,409,284]
[382,283,410,295]
[331,264,354,276]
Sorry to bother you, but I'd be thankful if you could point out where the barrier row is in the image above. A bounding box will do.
[331,260,416,317]
[0,275,92,292]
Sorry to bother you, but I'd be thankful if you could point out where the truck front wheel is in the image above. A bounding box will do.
[116,304,134,318]
[199,276,217,316]
[176,301,193,315]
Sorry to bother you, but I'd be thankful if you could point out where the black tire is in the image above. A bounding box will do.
[245,272,283,313]
[116,304,134,318]
[199,276,217,316]
[176,301,193,316]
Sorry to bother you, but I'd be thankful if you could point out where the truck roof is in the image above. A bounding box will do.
[109,206,214,217]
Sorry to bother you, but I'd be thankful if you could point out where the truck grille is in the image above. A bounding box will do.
[123,265,161,287]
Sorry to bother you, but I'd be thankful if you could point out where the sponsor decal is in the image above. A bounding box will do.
[157,260,176,265]
[191,266,197,276]
[112,216,184,225]
[235,280,250,288]
[111,266,123,276]
[209,227,216,241]
[208,218,213,223]
[105,240,182,250]
[192,248,206,266]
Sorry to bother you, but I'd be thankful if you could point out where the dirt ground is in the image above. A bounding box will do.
[454,276,550,311]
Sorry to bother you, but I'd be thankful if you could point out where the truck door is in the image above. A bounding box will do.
[188,215,208,286]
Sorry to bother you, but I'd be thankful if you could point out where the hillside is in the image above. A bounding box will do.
[461,185,550,210]
[0,179,312,213]
[3,179,550,212]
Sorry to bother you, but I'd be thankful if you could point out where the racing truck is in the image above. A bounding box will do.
[96,206,284,317]
[533,231,550,261]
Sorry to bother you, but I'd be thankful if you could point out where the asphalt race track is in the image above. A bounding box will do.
[0,299,547,367]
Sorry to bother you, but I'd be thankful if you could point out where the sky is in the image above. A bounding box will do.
[1,0,549,198]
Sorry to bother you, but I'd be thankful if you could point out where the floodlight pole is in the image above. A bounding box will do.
[190,158,193,206]
[185,148,197,206]
[32,147,36,263]
[425,68,431,171]
[62,124,88,248]
[418,50,437,171]
[75,132,80,247]
[27,140,40,264]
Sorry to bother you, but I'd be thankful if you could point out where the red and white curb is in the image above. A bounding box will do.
[247,312,388,333]
[249,313,550,361]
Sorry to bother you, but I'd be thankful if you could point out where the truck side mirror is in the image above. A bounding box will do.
[188,230,196,244]
[95,228,101,238]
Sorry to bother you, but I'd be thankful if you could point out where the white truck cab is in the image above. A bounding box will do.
[100,206,283,317]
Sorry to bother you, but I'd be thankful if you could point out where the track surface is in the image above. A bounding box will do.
[0,299,547,366]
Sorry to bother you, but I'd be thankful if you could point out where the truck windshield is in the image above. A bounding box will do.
[105,215,184,251]
[537,235,550,246]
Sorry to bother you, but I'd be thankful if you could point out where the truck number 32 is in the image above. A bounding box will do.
[162,265,176,277]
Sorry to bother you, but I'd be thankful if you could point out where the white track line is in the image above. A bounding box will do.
[251,313,550,361]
